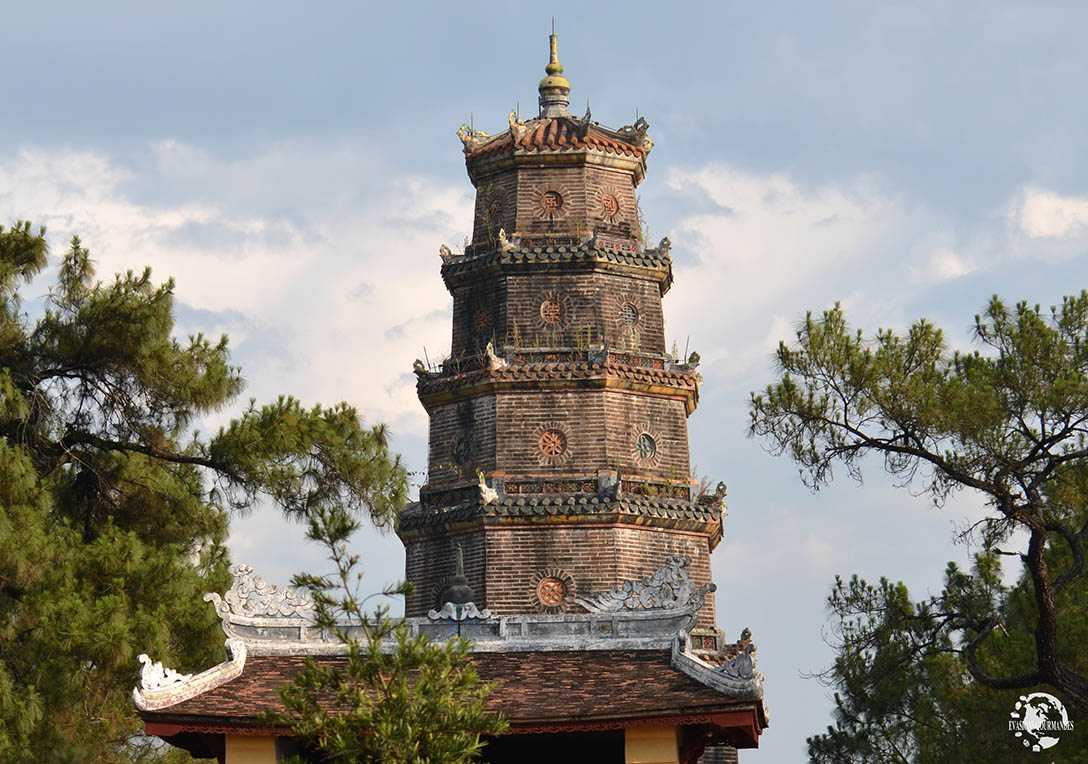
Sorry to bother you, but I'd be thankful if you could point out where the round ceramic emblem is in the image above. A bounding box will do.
[636,433,657,459]
[538,429,567,457]
[536,577,567,607]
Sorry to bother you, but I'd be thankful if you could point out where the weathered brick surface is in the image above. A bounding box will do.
[404,523,716,628]
[403,110,724,633]
[451,270,665,360]
[425,396,497,485]
[403,528,488,618]
[471,162,641,249]
[424,389,690,487]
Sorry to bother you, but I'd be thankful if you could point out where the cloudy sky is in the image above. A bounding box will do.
[4,2,1087,760]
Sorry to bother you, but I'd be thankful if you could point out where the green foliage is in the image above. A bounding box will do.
[267,505,507,764]
[0,223,407,761]
[749,294,1088,756]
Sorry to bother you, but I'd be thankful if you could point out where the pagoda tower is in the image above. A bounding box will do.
[131,37,767,762]
[400,35,725,631]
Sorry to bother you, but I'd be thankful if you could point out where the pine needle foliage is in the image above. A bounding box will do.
[267,505,507,764]
[749,295,1088,760]
[0,223,407,761]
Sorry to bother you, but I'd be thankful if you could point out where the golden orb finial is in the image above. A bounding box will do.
[538,31,571,117]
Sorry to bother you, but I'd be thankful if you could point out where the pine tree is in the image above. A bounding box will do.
[0,222,407,761]
[749,295,1088,760]
[269,505,508,764]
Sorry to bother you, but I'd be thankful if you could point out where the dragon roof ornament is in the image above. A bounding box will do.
[133,638,246,711]
[204,563,315,621]
[573,555,715,614]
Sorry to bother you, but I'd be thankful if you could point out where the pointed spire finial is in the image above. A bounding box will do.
[538,27,571,118]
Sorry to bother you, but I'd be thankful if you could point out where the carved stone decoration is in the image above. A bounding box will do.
[528,182,570,222]
[478,471,499,504]
[485,341,508,370]
[538,429,567,457]
[508,109,528,141]
[575,104,592,137]
[719,642,759,683]
[630,424,663,467]
[457,124,491,154]
[573,555,715,614]
[618,116,652,154]
[671,635,763,700]
[427,601,493,620]
[534,290,571,331]
[497,227,518,253]
[137,655,193,691]
[133,639,247,711]
[611,288,644,349]
[204,564,315,621]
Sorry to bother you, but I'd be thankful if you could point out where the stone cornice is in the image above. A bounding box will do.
[416,359,699,415]
[439,240,673,294]
[397,492,723,544]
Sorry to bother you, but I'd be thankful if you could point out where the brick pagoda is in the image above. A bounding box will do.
[132,36,767,764]
[401,34,720,633]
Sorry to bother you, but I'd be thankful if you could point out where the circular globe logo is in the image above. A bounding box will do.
[1009,692,1074,752]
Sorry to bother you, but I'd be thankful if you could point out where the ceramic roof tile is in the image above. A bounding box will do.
[466,118,646,162]
[144,650,748,725]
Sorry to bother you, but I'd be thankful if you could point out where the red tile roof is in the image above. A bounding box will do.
[467,117,647,162]
[142,649,755,729]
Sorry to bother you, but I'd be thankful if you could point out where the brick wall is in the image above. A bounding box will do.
[403,529,488,618]
[403,522,716,628]
[471,160,641,247]
[426,396,497,484]
[423,389,690,487]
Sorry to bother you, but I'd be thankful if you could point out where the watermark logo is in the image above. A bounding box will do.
[1008,692,1074,752]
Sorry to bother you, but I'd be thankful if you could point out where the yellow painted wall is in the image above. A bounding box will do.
[625,725,680,764]
[225,735,276,764]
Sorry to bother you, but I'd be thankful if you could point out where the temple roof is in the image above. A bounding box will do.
[456,32,652,167]
[134,562,764,739]
[399,491,722,536]
[464,116,650,163]
[139,648,764,745]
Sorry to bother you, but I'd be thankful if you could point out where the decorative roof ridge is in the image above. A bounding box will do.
[145,560,717,662]
[403,486,708,510]
[413,356,699,391]
[443,234,672,263]
[459,114,653,163]
[671,635,765,701]
[399,491,721,529]
[133,638,246,711]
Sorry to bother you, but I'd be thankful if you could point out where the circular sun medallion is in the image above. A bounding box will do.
[472,307,490,333]
[538,429,567,457]
[536,576,567,607]
[540,190,563,213]
[601,194,619,217]
[636,433,657,460]
[539,298,562,324]
[453,438,473,466]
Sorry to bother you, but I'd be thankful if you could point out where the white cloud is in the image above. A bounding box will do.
[1017,186,1088,238]
[911,246,973,282]
[0,143,472,441]
[662,164,934,386]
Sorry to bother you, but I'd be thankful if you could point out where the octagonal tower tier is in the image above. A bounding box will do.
[399,36,724,627]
